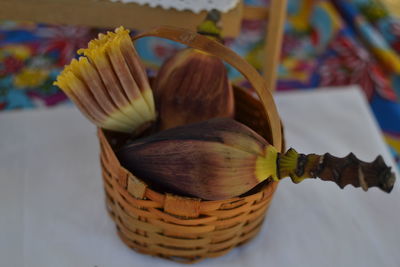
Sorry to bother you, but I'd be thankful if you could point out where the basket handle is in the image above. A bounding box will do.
[132,26,283,150]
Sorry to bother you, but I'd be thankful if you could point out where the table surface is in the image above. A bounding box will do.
[1,86,399,267]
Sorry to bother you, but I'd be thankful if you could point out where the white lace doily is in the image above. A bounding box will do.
[110,0,240,14]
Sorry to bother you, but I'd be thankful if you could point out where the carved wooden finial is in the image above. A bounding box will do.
[278,148,396,193]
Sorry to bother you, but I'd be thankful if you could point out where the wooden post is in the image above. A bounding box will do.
[263,0,288,92]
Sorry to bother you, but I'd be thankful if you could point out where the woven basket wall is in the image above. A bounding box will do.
[97,26,284,263]
[98,85,283,263]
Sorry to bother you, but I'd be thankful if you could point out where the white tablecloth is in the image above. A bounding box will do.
[1,86,399,267]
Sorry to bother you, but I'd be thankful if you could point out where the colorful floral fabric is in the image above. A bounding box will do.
[0,22,97,108]
[0,0,399,170]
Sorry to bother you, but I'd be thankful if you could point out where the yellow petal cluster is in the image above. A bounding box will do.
[54,27,155,133]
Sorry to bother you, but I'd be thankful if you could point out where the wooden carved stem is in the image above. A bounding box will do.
[277,148,396,193]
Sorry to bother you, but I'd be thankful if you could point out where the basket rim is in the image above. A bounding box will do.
[99,126,280,205]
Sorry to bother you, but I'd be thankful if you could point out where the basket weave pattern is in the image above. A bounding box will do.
[98,86,280,263]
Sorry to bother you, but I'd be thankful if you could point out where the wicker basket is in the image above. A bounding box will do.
[97,26,284,263]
